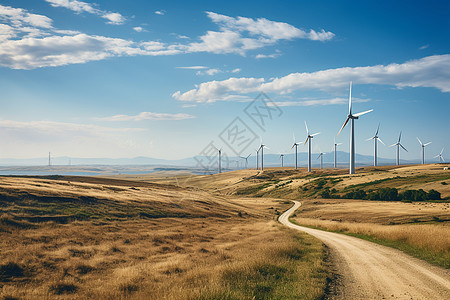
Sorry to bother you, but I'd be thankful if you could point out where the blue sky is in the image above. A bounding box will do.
[0,0,449,163]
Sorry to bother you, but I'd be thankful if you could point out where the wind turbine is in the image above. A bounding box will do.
[389,131,408,165]
[240,154,251,169]
[417,137,432,165]
[332,138,342,168]
[304,121,320,172]
[337,82,373,174]
[317,151,326,169]
[213,146,222,173]
[280,154,284,167]
[256,148,260,169]
[366,123,385,166]
[48,152,51,167]
[291,133,300,169]
[434,148,445,163]
[258,138,268,171]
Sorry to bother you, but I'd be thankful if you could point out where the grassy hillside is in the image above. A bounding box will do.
[0,175,328,299]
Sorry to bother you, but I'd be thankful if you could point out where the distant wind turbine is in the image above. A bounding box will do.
[213,146,222,173]
[240,154,251,169]
[434,148,445,163]
[48,152,51,167]
[280,154,284,167]
[417,137,432,165]
[317,151,326,169]
[304,121,320,172]
[291,133,300,169]
[332,138,342,168]
[389,131,408,165]
[367,123,385,166]
[256,148,260,169]
[258,138,268,171]
[337,82,373,174]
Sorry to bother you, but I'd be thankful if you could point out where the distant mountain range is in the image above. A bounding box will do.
[0,151,427,168]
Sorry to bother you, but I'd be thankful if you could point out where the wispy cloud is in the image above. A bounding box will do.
[176,66,209,70]
[255,52,281,59]
[155,10,165,15]
[99,112,195,121]
[45,0,126,25]
[419,44,429,50]
[196,68,221,76]
[172,55,450,103]
[270,97,370,107]
[0,7,333,69]
[231,68,241,73]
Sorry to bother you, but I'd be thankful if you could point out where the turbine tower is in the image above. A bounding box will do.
[304,121,320,172]
[48,152,51,167]
[280,154,284,167]
[332,138,342,168]
[337,82,373,174]
[256,148,260,169]
[240,154,251,169]
[367,123,385,166]
[389,131,408,165]
[317,151,325,169]
[417,137,431,165]
[434,148,445,163]
[291,133,300,169]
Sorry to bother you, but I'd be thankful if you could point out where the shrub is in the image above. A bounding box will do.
[427,189,441,200]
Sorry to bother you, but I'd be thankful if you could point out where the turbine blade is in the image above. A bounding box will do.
[375,123,380,136]
[424,142,432,147]
[246,154,251,159]
[317,154,321,159]
[398,131,402,143]
[311,132,320,137]
[348,81,352,114]
[290,143,296,150]
[441,147,445,155]
[337,117,350,136]
[417,137,422,146]
[337,143,343,146]
[400,143,408,152]
[434,155,440,158]
[304,121,309,135]
[389,143,397,147]
[304,136,310,145]
[353,109,373,117]
[378,138,386,146]
[366,137,375,141]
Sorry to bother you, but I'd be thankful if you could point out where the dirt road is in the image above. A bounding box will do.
[279,201,450,299]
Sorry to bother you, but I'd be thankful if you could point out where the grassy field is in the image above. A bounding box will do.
[0,175,328,299]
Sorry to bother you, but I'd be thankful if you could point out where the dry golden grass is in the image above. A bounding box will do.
[0,176,327,299]
[292,198,450,267]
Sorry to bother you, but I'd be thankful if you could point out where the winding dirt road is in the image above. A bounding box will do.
[279,201,450,299]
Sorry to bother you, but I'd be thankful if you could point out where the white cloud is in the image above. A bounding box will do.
[270,97,370,107]
[196,68,221,76]
[45,0,126,25]
[0,7,333,69]
[133,26,144,32]
[419,44,429,50]
[231,68,241,73]
[176,66,208,70]
[0,4,53,29]
[99,112,195,121]
[177,35,189,39]
[255,53,280,59]
[102,12,126,25]
[172,55,450,103]
[155,10,165,15]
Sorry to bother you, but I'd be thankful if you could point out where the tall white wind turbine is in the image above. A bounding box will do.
[332,138,342,168]
[417,137,432,165]
[367,123,385,166]
[291,133,300,169]
[337,82,373,174]
[434,148,445,163]
[389,131,408,165]
[304,121,320,172]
